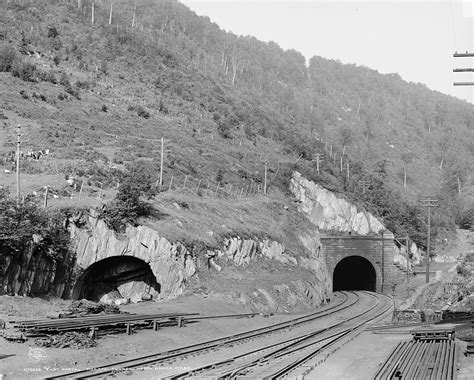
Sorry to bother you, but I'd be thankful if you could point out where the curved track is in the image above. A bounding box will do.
[167,291,393,379]
[45,291,392,379]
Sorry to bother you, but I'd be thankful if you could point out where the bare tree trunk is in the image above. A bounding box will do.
[232,64,238,86]
[131,0,137,28]
[356,96,361,118]
[403,167,407,188]
[91,0,95,24]
[439,157,444,170]
[231,55,239,86]
[457,176,461,193]
[108,0,114,25]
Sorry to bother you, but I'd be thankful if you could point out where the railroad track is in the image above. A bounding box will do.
[44,291,359,379]
[165,291,393,379]
[373,329,458,380]
[45,291,392,379]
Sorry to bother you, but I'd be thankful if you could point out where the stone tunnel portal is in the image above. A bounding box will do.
[72,256,160,303]
[333,255,376,292]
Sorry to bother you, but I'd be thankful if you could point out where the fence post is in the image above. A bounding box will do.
[44,186,48,208]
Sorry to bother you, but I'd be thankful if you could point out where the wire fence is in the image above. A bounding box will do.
[156,172,270,198]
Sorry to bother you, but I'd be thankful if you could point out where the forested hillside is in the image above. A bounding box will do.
[0,0,473,248]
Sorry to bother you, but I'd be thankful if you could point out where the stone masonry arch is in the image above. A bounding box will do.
[322,232,397,293]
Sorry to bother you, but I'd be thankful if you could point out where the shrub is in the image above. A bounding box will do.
[99,167,156,232]
[75,80,92,90]
[59,71,70,86]
[11,58,38,82]
[47,25,59,38]
[456,263,470,277]
[136,105,150,119]
[0,44,17,72]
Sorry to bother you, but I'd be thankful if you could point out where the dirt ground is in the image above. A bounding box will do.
[0,294,297,379]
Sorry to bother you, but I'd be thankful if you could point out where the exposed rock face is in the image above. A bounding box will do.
[219,237,298,266]
[69,213,330,311]
[290,171,384,235]
[0,242,75,297]
[69,212,196,302]
[203,232,331,313]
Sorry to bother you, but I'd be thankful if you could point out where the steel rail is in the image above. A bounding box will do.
[167,292,393,380]
[373,336,458,379]
[373,341,409,379]
[15,313,199,332]
[44,292,356,379]
[260,292,394,380]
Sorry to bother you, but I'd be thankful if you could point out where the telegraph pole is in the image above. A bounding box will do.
[16,124,21,203]
[159,137,164,188]
[359,179,370,194]
[263,160,268,195]
[312,153,324,173]
[420,198,439,283]
[453,52,474,86]
[405,236,410,297]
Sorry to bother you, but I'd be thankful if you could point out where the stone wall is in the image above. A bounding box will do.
[321,233,399,293]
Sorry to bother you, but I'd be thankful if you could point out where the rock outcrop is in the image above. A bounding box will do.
[69,211,196,302]
[202,232,331,313]
[290,171,384,234]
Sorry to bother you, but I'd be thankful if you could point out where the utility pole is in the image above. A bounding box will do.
[420,198,439,283]
[405,236,410,298]
[159,137,164,188]
[453,52,474,86]
[312,153,324,173]
[359,179,370,194]
[263,160,268,195]
[381,230,385,293]
[16,124,21,203]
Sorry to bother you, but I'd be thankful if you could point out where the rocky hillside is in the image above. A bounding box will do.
[1,0,473,301]
[1,0,473,235]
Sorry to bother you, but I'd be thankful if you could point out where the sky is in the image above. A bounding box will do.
[181,0,474,104]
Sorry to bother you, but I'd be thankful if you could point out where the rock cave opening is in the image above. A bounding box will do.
[332,255,376,291]
[72,256,161,304]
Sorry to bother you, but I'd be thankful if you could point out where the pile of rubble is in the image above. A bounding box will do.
[59,300,121,318]
[35,332,96,349]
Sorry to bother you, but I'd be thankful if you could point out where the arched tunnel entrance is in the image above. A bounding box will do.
[333,255,376,291]
[72,256,160,304]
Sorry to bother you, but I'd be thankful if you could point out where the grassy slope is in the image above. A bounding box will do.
[0,0,472,250]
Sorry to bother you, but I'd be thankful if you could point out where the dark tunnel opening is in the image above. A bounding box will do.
[333,255,376,292]
[72,256,160,303]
